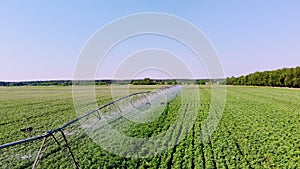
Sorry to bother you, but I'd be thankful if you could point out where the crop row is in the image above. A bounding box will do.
[0,85,299,168]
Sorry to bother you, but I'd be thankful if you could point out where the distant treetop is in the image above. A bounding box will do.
[226,66,300,88]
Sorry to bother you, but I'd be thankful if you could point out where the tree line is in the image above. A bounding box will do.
[226,66,300,88]
[0,79,212,86]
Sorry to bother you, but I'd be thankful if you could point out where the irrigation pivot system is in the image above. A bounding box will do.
[0,85,181,169]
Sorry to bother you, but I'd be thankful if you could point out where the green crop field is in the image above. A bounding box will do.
[0,85,299,168]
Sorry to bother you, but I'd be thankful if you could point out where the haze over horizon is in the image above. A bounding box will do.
[1,1,299,81]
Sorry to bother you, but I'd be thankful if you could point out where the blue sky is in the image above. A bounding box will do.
[1,1,299,81]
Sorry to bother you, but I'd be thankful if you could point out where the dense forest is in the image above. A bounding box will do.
[226,66,300,88]
[2,66,299,87]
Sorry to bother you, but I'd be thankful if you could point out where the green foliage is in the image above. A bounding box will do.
[226,66,300,88]
[0,86,299,168]
[131,78,156,85]
[194,79,207,85]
